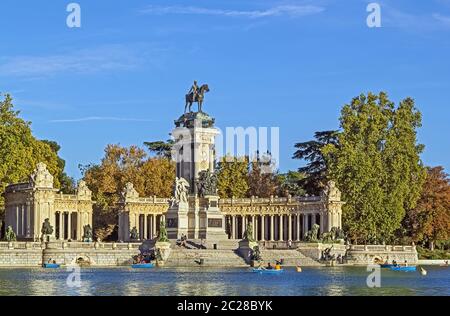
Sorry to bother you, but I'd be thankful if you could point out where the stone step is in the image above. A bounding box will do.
[165,248,248,267]
[259,249,322,267]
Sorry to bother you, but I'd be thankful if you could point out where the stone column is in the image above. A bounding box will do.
[279,215,284,241]
[297,214,301,241]
[144,215,148,240]
[232,216,236,239]
[68,212,72,240]
[288,214,292,241]
[152,215,157,239]
[270,215,274,241]
[261,215,266,241]
[252,216,256,240]
[303,214,309,236]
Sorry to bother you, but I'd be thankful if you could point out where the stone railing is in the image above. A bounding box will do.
[219,195,322,206]
[5,182,32,193]
[0,241,142,250]
[348,245,416,252]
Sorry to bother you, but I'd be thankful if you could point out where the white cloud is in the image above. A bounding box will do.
[433,13,450,25]
[139,5,325,18]
[0,44,163,77]
[49,116,156,123]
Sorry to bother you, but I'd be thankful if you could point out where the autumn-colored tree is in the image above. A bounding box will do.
[217,156,249,198]
[247,153,280,198]
[81,144,175,240]
[406,167,450,250]
[0,94,62,217]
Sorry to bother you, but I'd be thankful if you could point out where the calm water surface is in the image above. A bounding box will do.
[0,266,448,296]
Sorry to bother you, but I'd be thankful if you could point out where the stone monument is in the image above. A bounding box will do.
[166,82,228,244]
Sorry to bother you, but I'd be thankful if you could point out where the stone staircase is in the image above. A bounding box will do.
[165,248,248,267]
[259,249,322,267]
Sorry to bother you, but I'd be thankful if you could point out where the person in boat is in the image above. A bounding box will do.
[392,260,398,267]
[266,262,274,270]
[404,260,408,267]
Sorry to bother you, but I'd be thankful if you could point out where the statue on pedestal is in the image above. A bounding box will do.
[4,226,16,242]
[82,224,93,242]
[130,227,139,240]
[185,81,210,113]
[172,177,190,206]
[243,222,255,243]
[197,170,218,197]
[158,220,169,243]
[40,219,54,242]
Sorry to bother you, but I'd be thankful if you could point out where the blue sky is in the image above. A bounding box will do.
[1,0,449,179]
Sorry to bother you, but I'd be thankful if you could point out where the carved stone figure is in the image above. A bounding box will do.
[29,162,54,189]
[243,222,255,242]
[173,177,190,206]
[4,226,16,242]
[305,224,320,242]
[185,83,210,113]
[83,224,93,242]
[197,170,218,197]
[322,180,341,201]
[40,218,54,241]
[77,180,92,199]
[158,220,169,243]
[251,245,262,262]
[130,227,139,240]
[121,182,139,201]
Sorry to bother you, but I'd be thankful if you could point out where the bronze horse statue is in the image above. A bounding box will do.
[185,84,210,113]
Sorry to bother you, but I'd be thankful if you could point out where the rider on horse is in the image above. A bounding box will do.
[189,81,199,102]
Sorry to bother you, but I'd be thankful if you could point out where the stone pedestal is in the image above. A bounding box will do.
[238,240,258,264]
[166,201,189,240]
[198,195,228,243]
[155,241,172,266]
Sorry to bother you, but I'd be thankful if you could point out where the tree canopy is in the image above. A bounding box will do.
[293,130,339,195]
[0,94,63,216]
[406,166,450,250]
[323,92,426,243]
[81,144,175,240]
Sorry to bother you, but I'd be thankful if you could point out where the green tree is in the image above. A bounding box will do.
[293,130,339,195]
[277,171,306,197]
[41,140,76,194]
[0,94,62,216]
[217,156,249,198]
[323,92,425,243]
[144,140,174,159]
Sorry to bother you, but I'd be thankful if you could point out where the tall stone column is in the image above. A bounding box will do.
[261,215,265,241]
[144,215,148,240]
[297,214,301,241]
[270,215,274,241]
[232,216,236,239]
[252,216,256,240]
[288,214,292,241]
[68,212,72,240]
[279,215,284,241]
[59,212,63,240]
[152,215,157,239]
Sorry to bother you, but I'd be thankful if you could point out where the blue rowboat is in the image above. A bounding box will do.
[252,268,284,274]
[131,263,155,269]
[390,266,417,272]
[380,264,396,268]
[43,263,60,269]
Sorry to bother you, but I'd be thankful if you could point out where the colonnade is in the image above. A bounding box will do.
[130,213,162,241]
[226,213,323,241]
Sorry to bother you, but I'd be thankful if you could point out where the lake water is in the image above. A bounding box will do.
[0,266,448,296]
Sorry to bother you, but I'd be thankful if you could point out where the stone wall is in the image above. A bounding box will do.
[0,242,141,267]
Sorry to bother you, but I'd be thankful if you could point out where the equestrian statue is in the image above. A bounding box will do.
[185,81,210,113]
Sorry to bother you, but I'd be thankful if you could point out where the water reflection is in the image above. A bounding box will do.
[0,266,448,296]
